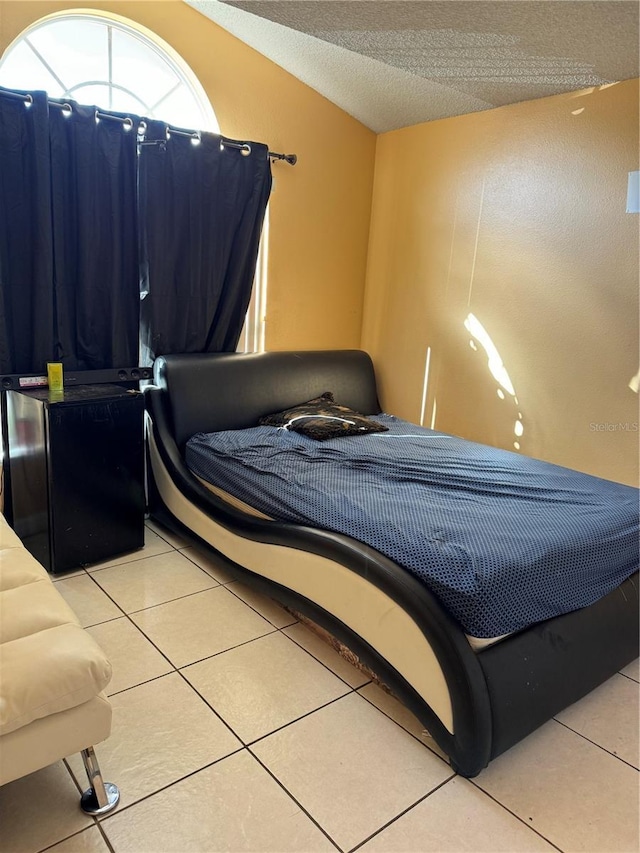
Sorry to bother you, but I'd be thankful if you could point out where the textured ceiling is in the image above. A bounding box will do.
[187,0,639,132]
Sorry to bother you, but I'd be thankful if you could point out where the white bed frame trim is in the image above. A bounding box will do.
[149,429,455,733]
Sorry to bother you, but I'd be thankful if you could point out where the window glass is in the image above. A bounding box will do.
[0,12,218,132]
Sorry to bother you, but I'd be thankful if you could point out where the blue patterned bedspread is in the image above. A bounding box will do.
[185,416,639,638]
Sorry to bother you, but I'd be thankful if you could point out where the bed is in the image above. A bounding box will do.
[145,349,639,777]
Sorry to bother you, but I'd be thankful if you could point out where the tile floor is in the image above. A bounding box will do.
[1,520,638,853]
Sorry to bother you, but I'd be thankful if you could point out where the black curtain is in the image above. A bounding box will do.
[0,90,55,374]
[139,120,272,363]
[49,103,140,370]
[0,91,139,375]
[0,89,272,375]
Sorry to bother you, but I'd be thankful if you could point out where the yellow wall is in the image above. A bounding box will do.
[0,0,376,352]
[362,80,639,485]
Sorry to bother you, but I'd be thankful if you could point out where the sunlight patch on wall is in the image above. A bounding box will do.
[464,312,525,451]
[419,346,431,426]
[464,313,515,396]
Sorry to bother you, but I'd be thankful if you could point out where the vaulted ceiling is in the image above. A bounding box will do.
[186,0,639,132]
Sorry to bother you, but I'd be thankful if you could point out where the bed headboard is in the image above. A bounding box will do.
[153,350,381,447]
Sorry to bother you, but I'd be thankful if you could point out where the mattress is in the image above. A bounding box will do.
[186,415,639,641]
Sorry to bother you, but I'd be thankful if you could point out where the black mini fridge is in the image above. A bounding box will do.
[5,384,145,573]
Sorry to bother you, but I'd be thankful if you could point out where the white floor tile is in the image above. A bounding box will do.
[555,673,639,768]
[89,550,217,614]
[621,657,639,683]
[101,750,335,852]
[0,762,92,853]
[44,826,111,853]
[130,586,275,668]
[252,692,452,850]
[475,719,640,853]
[54,574,122,627]
[86,617,173,695]
[67,673,241,809]
[182,631,350,742]
[360,776,556,852]
[226,580,297,628]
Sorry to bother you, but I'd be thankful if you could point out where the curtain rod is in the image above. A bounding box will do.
[0,88,297,165]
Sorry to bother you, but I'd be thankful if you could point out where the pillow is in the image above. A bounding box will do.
[259,392,388,441]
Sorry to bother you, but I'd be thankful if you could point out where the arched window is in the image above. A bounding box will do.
[0,10,218,132]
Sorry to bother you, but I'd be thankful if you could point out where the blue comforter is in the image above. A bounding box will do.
[186,415,639,638]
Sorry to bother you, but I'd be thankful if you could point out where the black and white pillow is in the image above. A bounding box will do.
[259,392,388,441]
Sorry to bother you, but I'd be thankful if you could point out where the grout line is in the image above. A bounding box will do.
[245,748,344,852]
[553,718,640,771]
[223,582,298,629]
[82,614,124,629]
[243,690,356,750]
[356,685,448,763]
[62,756,85,797]
[105,620,272,686]
[177,546,236,584]
[467,778,564,852]
[281,624,373,691]
[86,558,234,621]
[173,667,249,745]
[37,827,99,853]
[32,763,110,853]
[95,746,246,824]
[95,820,116,853]
[86,547,175,573]
[618,670,639,685]
[106,669,174,697]
[94,609,179,685]
[77,572,128,622]
[144,522,188,550]
[122,582,225,616]
[171,627,278,669]
[348,774,456,853]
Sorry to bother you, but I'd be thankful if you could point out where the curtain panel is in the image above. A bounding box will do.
[0,90,55,375]
[49,105,140,370]
[139,120,272,363]
[0,91,139,374]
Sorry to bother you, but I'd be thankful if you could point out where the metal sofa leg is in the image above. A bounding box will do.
[79,746,120,815]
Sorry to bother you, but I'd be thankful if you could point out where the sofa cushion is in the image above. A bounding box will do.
[0,548,51,592]
[0,515,113,737]
[0,522,23,550]
[0,622,112,736]
[1,579,82,644]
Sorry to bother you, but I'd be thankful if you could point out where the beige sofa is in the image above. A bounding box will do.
[0,514,119,814]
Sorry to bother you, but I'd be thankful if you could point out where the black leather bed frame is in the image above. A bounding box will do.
[145,349,639,777]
